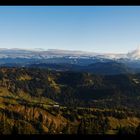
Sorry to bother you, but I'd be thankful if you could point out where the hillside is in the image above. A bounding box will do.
[0,67,140,108]
[0,67,140,134]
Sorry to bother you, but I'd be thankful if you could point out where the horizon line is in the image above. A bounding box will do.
[0,47,138,55]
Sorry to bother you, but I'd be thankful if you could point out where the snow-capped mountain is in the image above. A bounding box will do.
[127,48,140,60]
[0,48,140,74]
[0,47,139,61]
[0,48,125,59]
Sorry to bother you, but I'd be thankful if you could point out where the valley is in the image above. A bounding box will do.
[0,67,140,134]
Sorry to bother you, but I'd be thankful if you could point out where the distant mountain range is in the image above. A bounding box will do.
[0,48,140,75]
[0,48,140,60]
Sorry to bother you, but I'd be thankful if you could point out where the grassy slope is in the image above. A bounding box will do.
[0,87,69,134]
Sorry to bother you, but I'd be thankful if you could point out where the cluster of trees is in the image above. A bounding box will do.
[117,124,140,135]
[77,115,110,134]
[0,105,63,134]
[1,100,140,134]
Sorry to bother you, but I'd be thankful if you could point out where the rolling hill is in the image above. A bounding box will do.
[0,67,140,134]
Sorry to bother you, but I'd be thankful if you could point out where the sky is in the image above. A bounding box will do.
[0,6,140,53]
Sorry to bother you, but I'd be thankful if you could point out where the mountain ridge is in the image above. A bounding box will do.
[0,48,139,60]
[0,48,139,74]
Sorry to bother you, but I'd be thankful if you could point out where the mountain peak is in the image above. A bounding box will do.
[127,48,140,59]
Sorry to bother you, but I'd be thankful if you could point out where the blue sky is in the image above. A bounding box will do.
[0,6,140,53]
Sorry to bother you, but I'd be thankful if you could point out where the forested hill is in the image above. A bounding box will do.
[0,67,140,109]
[1,67,140,134]
[27,62,134,75]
